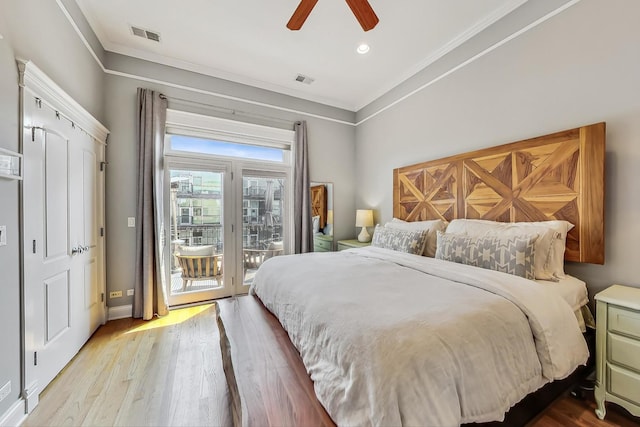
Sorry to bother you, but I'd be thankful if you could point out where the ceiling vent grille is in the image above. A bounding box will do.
[130,25,161,42]
[294,74,314,85]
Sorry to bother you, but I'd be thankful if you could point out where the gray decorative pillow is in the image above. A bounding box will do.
[435,231,537,279]
[371,224,428,255]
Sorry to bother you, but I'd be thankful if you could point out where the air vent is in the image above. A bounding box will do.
[294,74,314,85]
[130,25,161,42]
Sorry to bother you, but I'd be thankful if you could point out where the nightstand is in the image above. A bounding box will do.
[594,284,640,420]
[314,234,333,252]
[337,239,370,251]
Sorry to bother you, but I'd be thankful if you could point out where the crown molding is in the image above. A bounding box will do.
[17,59,110,143]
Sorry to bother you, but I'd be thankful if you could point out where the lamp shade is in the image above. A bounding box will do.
[355,209,373,227]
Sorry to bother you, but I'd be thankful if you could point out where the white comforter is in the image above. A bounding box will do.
[251,247,588,427]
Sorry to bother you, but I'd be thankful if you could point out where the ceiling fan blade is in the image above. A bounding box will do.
[345,0,379,31]
[287,0,319,30]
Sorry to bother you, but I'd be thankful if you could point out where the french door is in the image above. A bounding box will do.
[165,159,290,306]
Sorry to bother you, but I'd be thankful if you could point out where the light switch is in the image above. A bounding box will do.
[0,226,6,246]
[127,217,135,228]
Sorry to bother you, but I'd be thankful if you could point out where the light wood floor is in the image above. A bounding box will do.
[23,304,231,427]
[23,302,639,427]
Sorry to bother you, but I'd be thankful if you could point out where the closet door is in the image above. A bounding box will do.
[23,111,77,399]
[22,98,105,407]
[69,131,105,338]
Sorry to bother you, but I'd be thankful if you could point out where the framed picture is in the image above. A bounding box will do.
[0,147,22,180]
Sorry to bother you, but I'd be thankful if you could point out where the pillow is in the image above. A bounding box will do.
[385,218,447,257]
[312,215,320,233]
[435,231,537,280]
[371,224,428,255]
[177,245,215,256]
[445,219,573,280]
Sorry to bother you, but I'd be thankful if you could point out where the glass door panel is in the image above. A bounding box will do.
[241,173,287,289]
[168,168,231,305]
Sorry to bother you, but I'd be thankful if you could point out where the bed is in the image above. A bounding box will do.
[218,123,605,426]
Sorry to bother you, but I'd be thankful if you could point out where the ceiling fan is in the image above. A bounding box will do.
[287,0,379,32]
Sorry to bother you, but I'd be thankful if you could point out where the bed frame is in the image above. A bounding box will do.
[218,123,606,426]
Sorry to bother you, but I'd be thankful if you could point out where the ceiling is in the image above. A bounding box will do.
[75,0,528,111]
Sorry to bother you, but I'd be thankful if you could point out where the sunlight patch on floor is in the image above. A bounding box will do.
[125,303,214,334]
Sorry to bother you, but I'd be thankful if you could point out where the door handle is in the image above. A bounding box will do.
[71,247,81,255]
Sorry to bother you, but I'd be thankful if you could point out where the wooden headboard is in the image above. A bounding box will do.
[393,123,606,264]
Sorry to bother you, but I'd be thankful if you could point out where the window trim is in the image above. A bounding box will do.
[165,109,295,151]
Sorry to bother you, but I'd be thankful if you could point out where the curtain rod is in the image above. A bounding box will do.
[164,95,295,127]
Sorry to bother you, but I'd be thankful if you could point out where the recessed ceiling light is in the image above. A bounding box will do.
[356,44,370,55]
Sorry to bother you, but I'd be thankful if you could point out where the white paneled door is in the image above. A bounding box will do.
[22,93,106,410]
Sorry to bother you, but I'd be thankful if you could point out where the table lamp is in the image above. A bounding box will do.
[355,209,374,242]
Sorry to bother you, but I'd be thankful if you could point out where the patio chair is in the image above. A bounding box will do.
[175,245,223,291]
[243,241,284,270]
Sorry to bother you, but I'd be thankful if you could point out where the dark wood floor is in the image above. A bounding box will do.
[23,302,640,426]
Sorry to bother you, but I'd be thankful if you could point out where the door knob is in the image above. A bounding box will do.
[71,247,81,255]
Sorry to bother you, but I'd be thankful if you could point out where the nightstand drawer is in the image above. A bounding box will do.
[607,364,640,406]
[314,238,332,252]
[608,305,640,340]
[608,333,640,373]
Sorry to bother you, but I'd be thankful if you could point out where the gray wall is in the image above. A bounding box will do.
[0,0,105,418]
[0,18,22,419]
[355,0,640,299]
[104,64,356,307]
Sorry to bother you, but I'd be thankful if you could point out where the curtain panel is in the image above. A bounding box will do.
[133,88,169,320]
[294,121,313,254]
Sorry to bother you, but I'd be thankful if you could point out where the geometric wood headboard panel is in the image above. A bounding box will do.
[393,122,606,264]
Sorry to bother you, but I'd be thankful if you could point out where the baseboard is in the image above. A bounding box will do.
[0,398,27,427]
[108,304,132,320]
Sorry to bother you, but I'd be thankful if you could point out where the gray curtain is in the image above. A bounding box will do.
[133,88,169,320]
[294,121,313,253]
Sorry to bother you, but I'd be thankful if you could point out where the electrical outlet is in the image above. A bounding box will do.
[127,217,136,228]
[0,225,6,246]
[0,381,11,402]
[126,289,134,296]
[109,291,123,298]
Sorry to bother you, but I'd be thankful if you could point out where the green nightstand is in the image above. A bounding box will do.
[314,234,334,252]
[337,239,371,251]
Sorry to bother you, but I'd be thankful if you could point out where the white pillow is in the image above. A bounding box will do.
[312,215,320,233]
[445,219,573,280]
[385,218,447,257]
[177,245,215,256]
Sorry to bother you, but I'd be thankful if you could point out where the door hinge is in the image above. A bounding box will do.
[35,98,42,109]
[101,293,104,303]
[231,172,234,180]
[32,240,36,254]
[31,127,35,142]
[231,224,234,233]
[34,352,38,366]
[100,161,108,171]
[100,227,104,237]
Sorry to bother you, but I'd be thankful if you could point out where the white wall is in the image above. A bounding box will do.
[355,0,640,299]
[0,0,105,420]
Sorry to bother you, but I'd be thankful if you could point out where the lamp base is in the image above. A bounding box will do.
[357,227,371,243]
